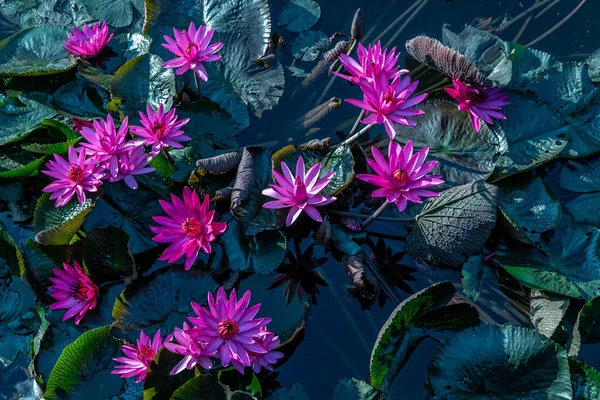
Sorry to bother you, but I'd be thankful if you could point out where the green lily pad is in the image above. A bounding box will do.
[427,325,573,399]
[333,378,388,400]
[574,296,600,344]
[51,78,110,119]
[33,193,93,246]
[44,325,123,399]
[496,217,600,300]
[0,154,45,178]
[0,229,25,276]
[0,26,78,75]
[291,30,329,62]
[0,0,94,33]
[503,41,556,90]
[21,239,69,291]
[530,291,572,343]
[394,102,507,188]
[22,140,80,155]
[406,181,498,269]
[112,266,218,342]
[171,374,228,400]
[571,359,600,400]
[0,94,57,145]
[143,348,195,400]
[83,226,135,283]
[278,0,320,32]
[370,282,479,391]
[221,219,287,275]
[80,0,144,28]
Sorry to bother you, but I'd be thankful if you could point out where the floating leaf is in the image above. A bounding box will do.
[574,296,600,344]
[0,0,94,33]
[370,282,479,391]
[566,192,600,228]
[460,255,494,301]
[112,266,218,342]
[502,41,556,90]
[22,139,80,155]
[333,378,388,400]
[571,359,600,400]
[80,0,144,28]
[406,181,498,269]
[171,374,227,400]
[291,30,329,62]
[561,157,600,193]
[83,226,135,283]
[0,154,45,178]
[45,326,123,399]
[278,0,320,32]
[0,229,25,276]
[530,290,571,341]
[564,98,600,157]
[394,102,507,188]
[0,94,57,145]
[587,49,600,83]
[221,219,287,275]
[33,193,94,246]
[144,348,195,400]
[427,325,573,399]
[51,78,110,119]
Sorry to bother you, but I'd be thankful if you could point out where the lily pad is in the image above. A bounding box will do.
[33,193,94,246]
[460,254,495,302]
[427,325,573,399]
[406,181,498,269]
[561,157,600,193]
[144,348,195,400]
[291,30,329,62]
[571,359,600,400]
[51,79,110,119]
[370,282,479,391]
[171,374,228,400]
[0,26,77,75]
[530,290,572,343]
[0,94,57,145]
[0,229,24,276]
[333,378,388,400]
[502,41,557,91]
[0,0,94,33]
[564,98,600,157]
[0,154,45,178]
[80,0,144,28]
[83,226,135,283]
[278,0,320,33]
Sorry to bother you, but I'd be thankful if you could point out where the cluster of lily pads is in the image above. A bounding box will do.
[1,0,600,399]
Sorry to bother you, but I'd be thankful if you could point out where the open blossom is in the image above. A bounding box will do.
[48,261,99,325]
[42,146,104,207]
[151,188,227,270]
[164,322,215,375]
[262,156,336,226]
[188,287,270,374]
[112,330,163,383]
[445,79,510,133]
[250,328,284,373]
[162,22,223,81]
[130,104,191,157]
[80,114,132,178]
[347,74,428,140]
[335,41,406,85]
[357,141,444,211]
[64,22,113,58]
[109,146,154,190]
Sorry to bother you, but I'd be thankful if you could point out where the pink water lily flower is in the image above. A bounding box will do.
[48,261,99,325]
[109,146,155,190]
[262,156,336,226]
[357,141,444,211]
[347,74,428,140]
[445,79,510,133]
[188,287,270,374]
[42,146,104,207]
[250,328,284,373]
[112,330,163,383]
[151,188,227,270]
[335,41,407,85]
[162,22,223,81]
[130,104,191,157]
[72,119,94,133]
[64,22,113,58]
[164,322,215,375]
[79,114,132,178]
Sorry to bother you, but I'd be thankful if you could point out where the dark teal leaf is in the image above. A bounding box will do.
[170,374,227,400]
[291,30,329,62]
[143,348,195,400]
[278,0,320,32]
[575,296,600,344]
[0,94,57,145]
[571,359,600,400]
[333,378,388,400]
[51,78,110,119]
[33,193,93,246]
[0,0,93,33]
[22,139,80,155]
[0,154,45,178]
[0,229,25,276]
[530,290,571,342]
[587,49,600,83]
[266,384,310,400]
[460,255,495,301]
[561,157,600,193]
[83,226,135,283]
[80,0,144,28]
[330,224,361,256]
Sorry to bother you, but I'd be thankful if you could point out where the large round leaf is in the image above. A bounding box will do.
[406,181,498,269]
[370,282,479,391]
[33,193,94,246]
[333,378,388,400]
[571,359,600,400]
[427,325,573,399]
[277,0,320,32]
[51,78,110,119]
[0,94,57,145]
[561,157,600,193]
[0,0,94,34]
[0,26,77,76]
[143,348,195,400]
[80,0,144,28]
[291,30,328,62]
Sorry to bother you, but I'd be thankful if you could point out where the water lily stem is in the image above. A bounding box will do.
[193,72,200,92]
[535,0,562,19]
[497,0,553,33]
[348,109,366,136]
[526,0,587,47]
[384,0,429,49]
[342,124,375,146]
[361,202,390,229]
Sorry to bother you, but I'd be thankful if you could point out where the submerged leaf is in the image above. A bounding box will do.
[0,94,57,145]
[170,374,227,400]
[80,0,143,28]
[291,30,329,62]
[278,0,320,32]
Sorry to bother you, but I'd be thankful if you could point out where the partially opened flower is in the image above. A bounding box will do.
[130,104,191,157]
[79,114,132,178]
[164,322,214,375]
[250,328,284,373]
[262,156,336,226]
[162,22,223,81]
[42,146,104,207]
[112,330,163,383]
[150,188,227,270]
[346,74,428,140]
[445,79,509,132]
[188,287,270,373]
[48,261,99,325]
[335,41,406,85]
[64,22,113,58]
[109,146,154,190]
[357,141,444,211]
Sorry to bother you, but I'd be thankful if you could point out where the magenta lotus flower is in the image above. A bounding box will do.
[48,261,99,325]
[130,104,191,157]
[64,22,113,58]
[347,73,428,140]
[357,141,444,211]
[335,41,407,85]
[150,188,227,270]
[80,114,132,178]
[42,146,104,207]
[250,328,284,373]
[162,22,223,81]
[109,146,154,190]
[445,79,510,133]
[262,156,336,226]
[72,119,94,133]
[112,330,163,383]
[164,322,215,375]
[188,287,270,374]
